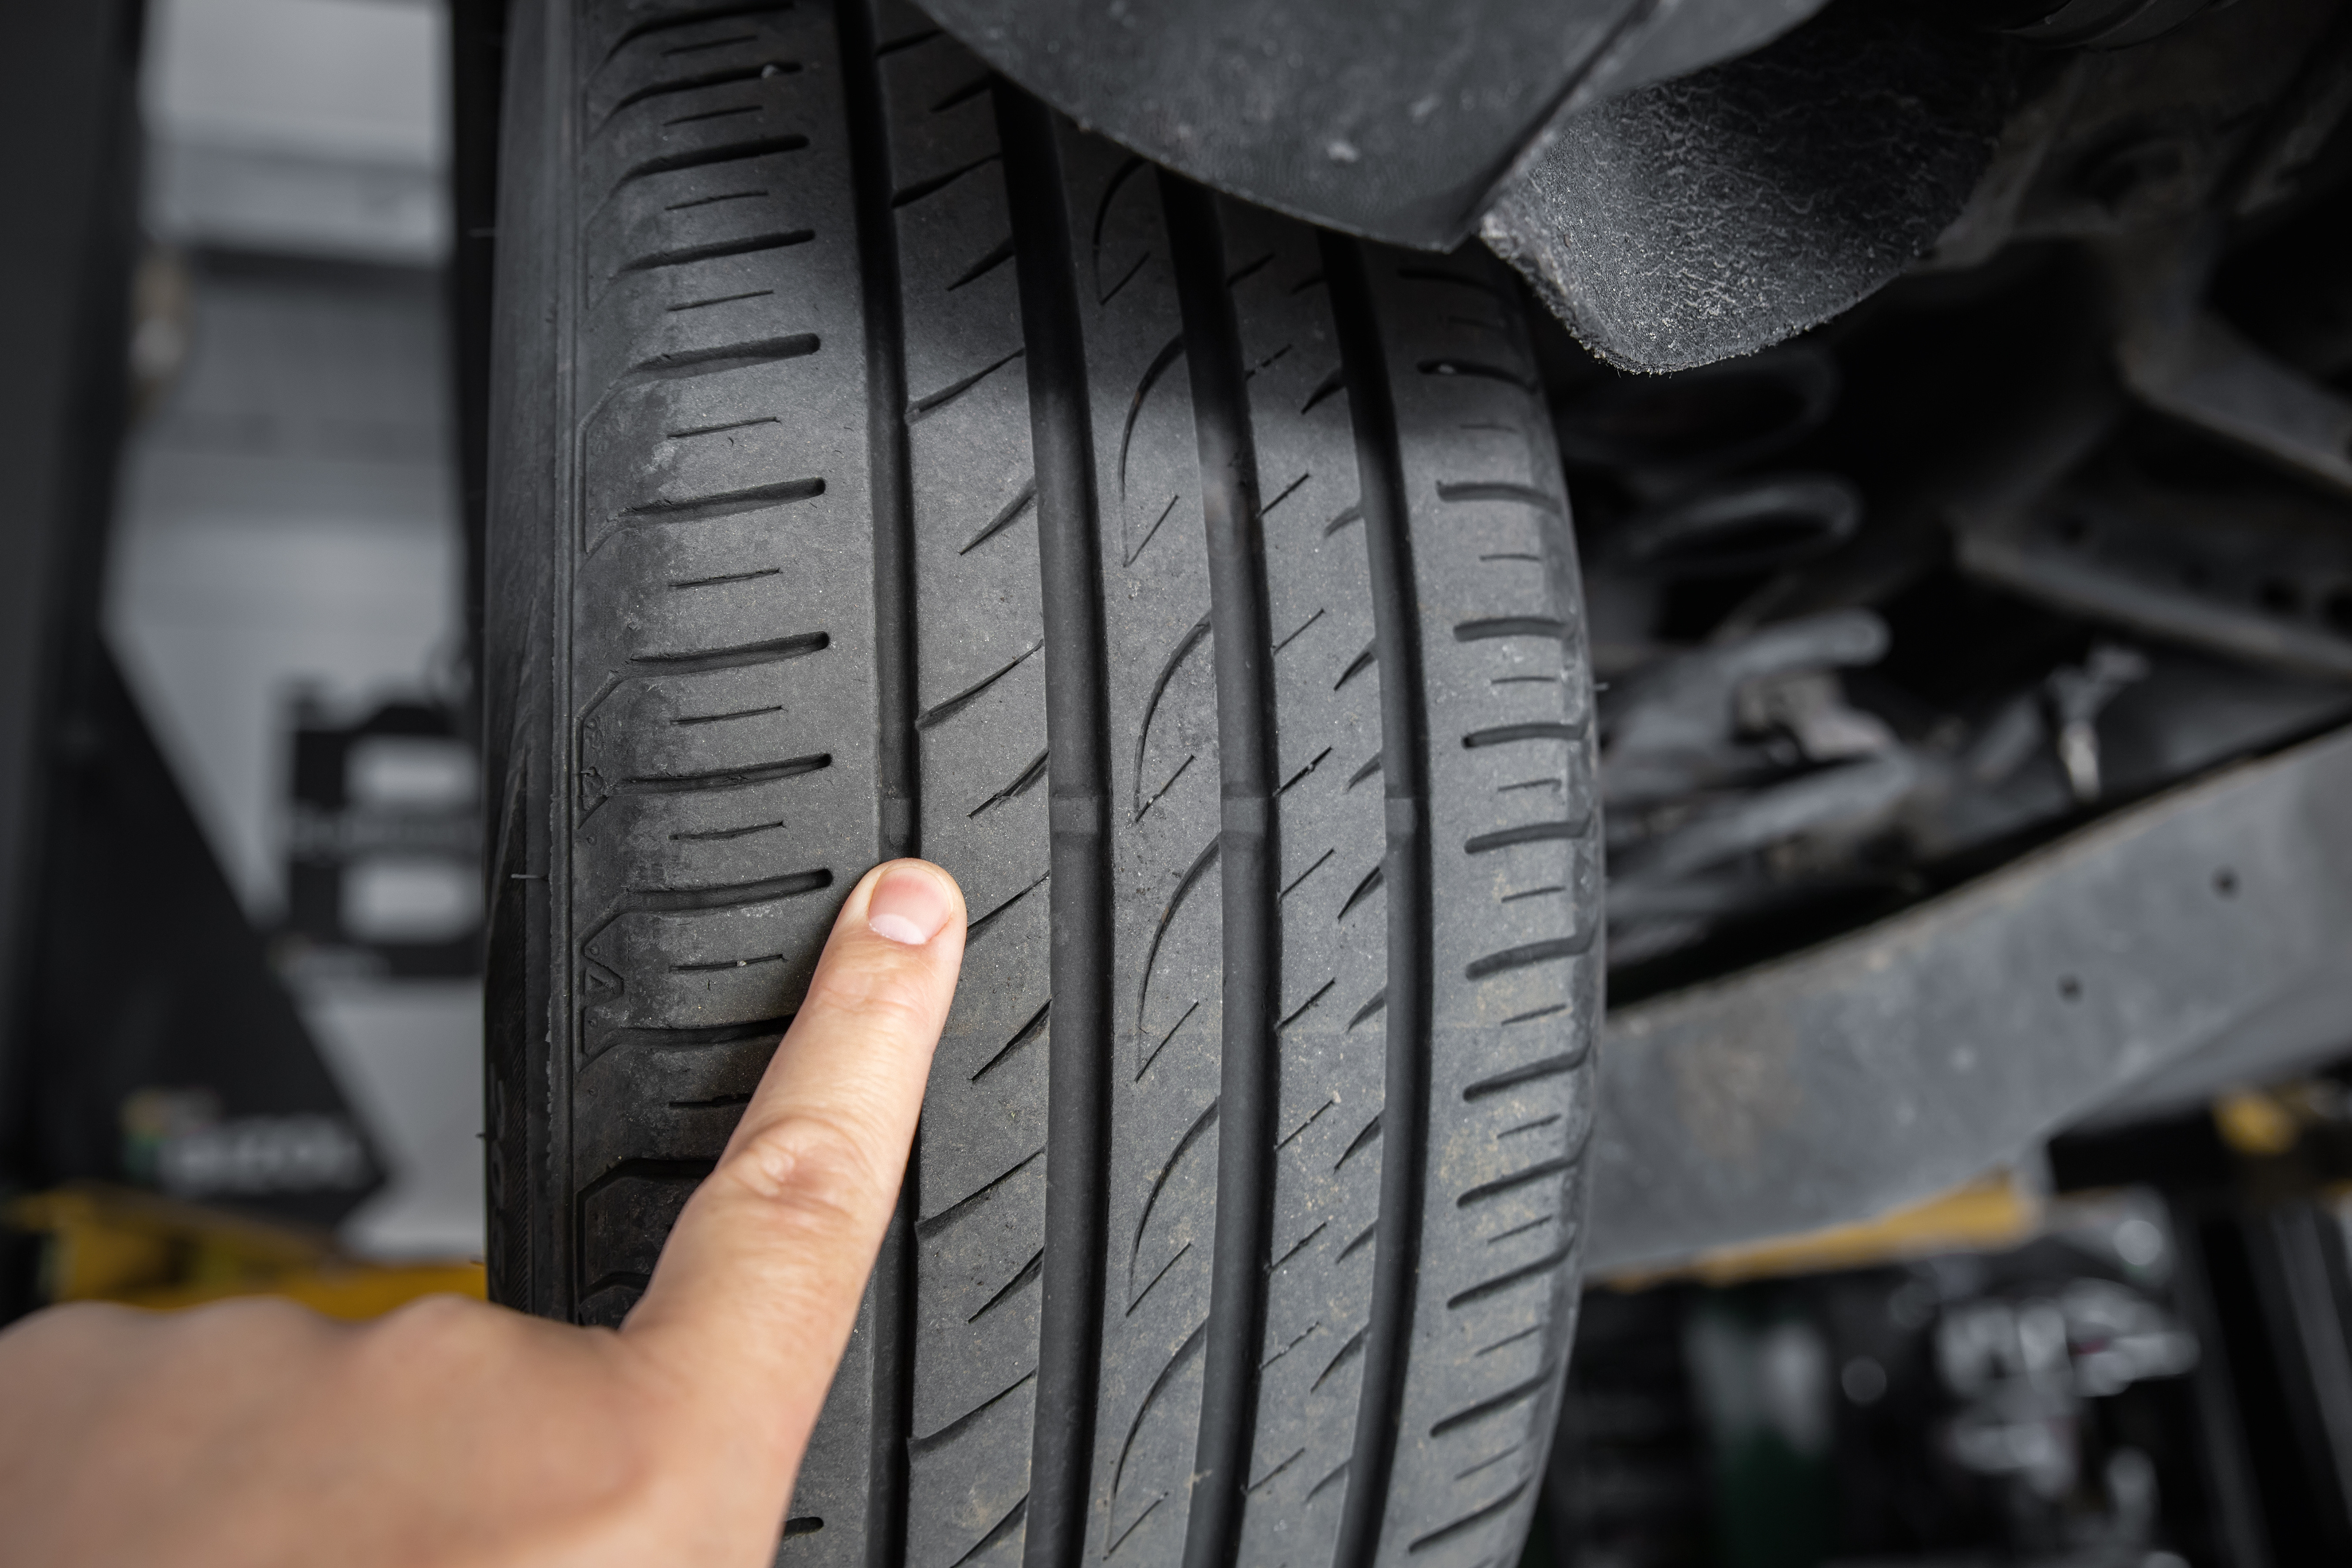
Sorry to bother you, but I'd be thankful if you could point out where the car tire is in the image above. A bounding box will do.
[481,5,1604,1568]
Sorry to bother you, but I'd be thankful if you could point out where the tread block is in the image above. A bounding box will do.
[580,1164,704,1289]
[575,1035,771,1177]
[583,882,839,1032]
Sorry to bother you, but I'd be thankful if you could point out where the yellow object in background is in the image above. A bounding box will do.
[2214,1086,2305,1157]
[7,1183,483,1321]
[1605,1077,2346,1292]
[1606,1169,2044,1291]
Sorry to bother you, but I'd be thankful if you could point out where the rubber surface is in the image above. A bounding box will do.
[483,6,1603,1568]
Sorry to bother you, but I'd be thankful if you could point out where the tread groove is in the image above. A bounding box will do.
[967,872,1050,941]
[1280,847,1335,899]
[1088,156,1150,301]
[1000,88,1114,1568]
[617,133,810,186]
[1464,932,1596,981]
[916,638,1044,730]
[609,751,830,797]
[1277,1100,1335,1150]
[930,74,996,114]
[957,479,1037,555]
[1406,1482,1531,1555]
[918,1148,1047,1239]
[969,749,1050,818]
[668,284,774,306]
[1277,746,1333,796]
[1130,614,1212,809]
[1325,230,1433,1568]
[600,61,803,127]
[1334,1113,1382,1172]
[1487,1214,1556,1244]
[1116,333,1189,510]
[1123,493,1183,568]
[1166,171,1282,1568]
[1272,608,1325,655]
[621,867,831,912]
[626,628,829,672]
[1475,1324,1545,1358]
[948,1498,1030,1568]
[1300,366,1347,415]
[947,235,1019,291]
[598,4,787,66]
[1429,1367,1553,1437]
[1262,470,1312,515]
[1463,722,1579,749]
[1416,359,1538,393]
[1316,1326,1369,1390]
[1137,998,1201,1081]
[577,1155,715,1203]
[1105,1500,1162,1559]
[1464,818,1593,854]
[1270,1221,1327,1272]
[601,1017,791,1052]
[1444,1246,1574,1310]
[1136,835,1219,1035]
[1277,978,1336,1032]
[1130,1097,1222,1280]
[619,332,819,385]
[619,476,826,527]
[892,151,1002,209]
[1462,1049,1584,1100]
[973,1000,1052,1081]
[914,1372,1039,1452]
[669,815,782,840]
[1453,616,1572,643]
[1436,480,1565,515]
[838,18,923,1564]
[909,345,1026,421]
[969,1249,1047,1323]
[1126,1243,1193,1317]
[1250,1448,1309,1493]
[1112,1320,1210,1502]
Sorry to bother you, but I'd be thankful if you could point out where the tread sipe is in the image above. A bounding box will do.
[483,5,1603,1568]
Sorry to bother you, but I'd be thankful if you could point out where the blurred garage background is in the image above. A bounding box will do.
[109,0,480,1258]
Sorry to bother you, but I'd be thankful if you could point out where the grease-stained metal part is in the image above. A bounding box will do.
[1586,722,2352,1274]
[1613,473,1862,580]
[2117,311,2352,499]
[1601,608,1889,806]
[1957,454,2352,683]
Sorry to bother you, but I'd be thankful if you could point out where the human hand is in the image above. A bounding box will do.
[0,858,966,1568]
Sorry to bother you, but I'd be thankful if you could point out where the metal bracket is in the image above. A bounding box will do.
[1587,721,2352,1273]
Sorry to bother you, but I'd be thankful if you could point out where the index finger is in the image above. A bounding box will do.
[623,858,964,1465]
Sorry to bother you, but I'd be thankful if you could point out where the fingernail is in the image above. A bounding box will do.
[866,863,953,946]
